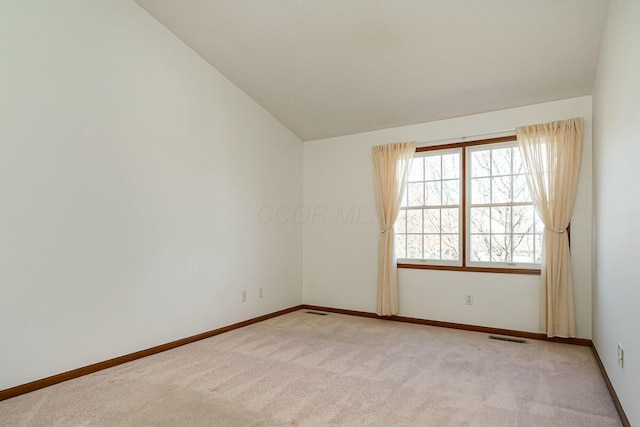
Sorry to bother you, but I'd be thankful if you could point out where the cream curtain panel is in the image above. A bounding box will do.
[372,141,416,316]
[516,118,583,338]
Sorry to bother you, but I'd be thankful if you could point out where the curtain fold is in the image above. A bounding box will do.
[372,141,416,316]
[516,118,583,337]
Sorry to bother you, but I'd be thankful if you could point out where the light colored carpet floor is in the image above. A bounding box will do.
[0,310,622,426]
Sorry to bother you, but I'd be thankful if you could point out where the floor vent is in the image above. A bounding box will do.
[489,335,526,344]
[306,311,329,316]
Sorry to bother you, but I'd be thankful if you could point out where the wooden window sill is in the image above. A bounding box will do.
[397,263,541,275]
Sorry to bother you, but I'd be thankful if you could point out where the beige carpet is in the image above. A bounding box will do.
[0,310,622,426]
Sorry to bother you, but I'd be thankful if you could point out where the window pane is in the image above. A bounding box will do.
[513,234,534,263]
[490,234,511,262]
[407,182,424,207]
[407,209,423,233]
[470,235,490,262]
[471,178,491,204]
[442,153,459,179]
[442,234,459,260]
[407,235,423,259]
[395,234,406,259]
[470,207,490,233]
[535,234,543,263]
[442,180,459,205]
[424,235,440,259]
[400,186,408,208]
[404,149,462,264]
[425,181,441,206]
[512,205,534,234]
[513,174,530,203]
[491,206,511,233]
[471,150,491,177]
[424,156,441,180]
[408,157,424,182]
[395,209,407,234]
[424,209,440,233]
[441,208,459,233]
[491,147,512,176]
[512,147,525,174]
[491,176,511,203]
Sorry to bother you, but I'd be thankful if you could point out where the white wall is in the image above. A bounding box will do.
[592,0,640,424]
[0,0,302,391]
[304,97,593,337]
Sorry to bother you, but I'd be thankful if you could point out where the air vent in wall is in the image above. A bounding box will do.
[489,335,526,344]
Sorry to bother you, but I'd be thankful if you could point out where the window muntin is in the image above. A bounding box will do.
[467,142,542,268]
[396,149,462,265]
[396,136,542,272]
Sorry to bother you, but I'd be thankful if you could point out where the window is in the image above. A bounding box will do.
[396,149,462,265]
[396,136,542,274]
[468,143,543,266]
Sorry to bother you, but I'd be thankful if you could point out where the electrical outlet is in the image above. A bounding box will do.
[618,343,624,368]
[465,293,474,305]
[259,288,263,298]
[242,291,247,302]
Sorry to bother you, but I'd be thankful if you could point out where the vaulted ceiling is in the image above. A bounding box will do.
[135,0,609,141]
